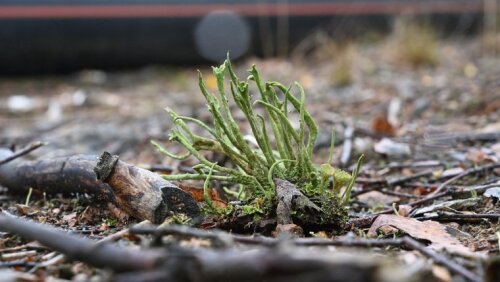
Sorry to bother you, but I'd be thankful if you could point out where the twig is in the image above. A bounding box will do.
[0,141,45,166]
[407,191,449,207]
[416,212,500,221]
[129,225,481,282]
[0,260,37,268]
[387,169,434,187]
[0,250,38,261]
[27,220,153,273]
[340,125,354,167]
[380,189,419,198]
[402,237,481,282]
[371,160,447,170]
[373,183,500,216]
[0,243,48,253]
[355,170,435,200]
[142,164,195,174]
[0,212,163,272]
[428,132,500,143]
[97,220,151,246]
[1,215,481,282]
[432,162,500,195]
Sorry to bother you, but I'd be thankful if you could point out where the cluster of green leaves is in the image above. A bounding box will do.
[153,58,362,213]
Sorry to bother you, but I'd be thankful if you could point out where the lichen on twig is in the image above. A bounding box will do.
[153,58,363,226]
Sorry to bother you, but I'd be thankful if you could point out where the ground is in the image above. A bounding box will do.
[0,31,499,282]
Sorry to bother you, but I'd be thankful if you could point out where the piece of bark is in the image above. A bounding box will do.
[275,178,320,225]
[0,149,200,223]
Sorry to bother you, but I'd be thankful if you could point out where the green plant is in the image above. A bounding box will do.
[392,18,439,68]
[24,187,33,206]
[331,44,354,87]
[153,58,362,227]
[160,213,192,226]
[102,217,118,228]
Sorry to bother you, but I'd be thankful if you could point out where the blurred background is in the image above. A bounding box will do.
[0,0,492,73]
[0,0,498,166]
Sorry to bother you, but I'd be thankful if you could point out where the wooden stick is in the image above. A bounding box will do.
[0,142,45,166]
[0,150,200,223]
[0,212,163,272]
[94,152,200,223]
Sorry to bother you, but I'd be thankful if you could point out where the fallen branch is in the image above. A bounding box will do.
[0,214,435,282]
[0,149,200,223]
[0,212,163,272]
[94,152,200,223]
[130,224,482,282]
[0,148,115,200]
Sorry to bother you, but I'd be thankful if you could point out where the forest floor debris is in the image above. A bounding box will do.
[0,33,499,281]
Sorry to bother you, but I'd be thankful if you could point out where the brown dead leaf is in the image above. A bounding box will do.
[62,212,78,227]
[432,265,451,282]
[178,183,227,208]
[415,185,436,196]
[466,148,494,164]
[372,114,395,136]
[378,225,399,235]
[468,239,491,252]
[15,204,32,216]
[106,202,129,222]
[368,214,470,254]
[397,204,412,217]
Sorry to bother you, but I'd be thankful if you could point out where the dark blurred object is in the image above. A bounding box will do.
[0,0,484,74]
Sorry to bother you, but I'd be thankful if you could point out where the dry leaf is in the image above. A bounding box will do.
[368,214,470,254]
[15,204,32,216]
[432,265,451,282]
[62,212,78,227]
[372,114,395,136]
[398,204,412,217]
[106,202,129,222]
[178,183,227,208]
[468,239,491,252]
[466,148,495,164]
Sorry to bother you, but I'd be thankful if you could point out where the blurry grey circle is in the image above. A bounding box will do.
[195,11,250,62]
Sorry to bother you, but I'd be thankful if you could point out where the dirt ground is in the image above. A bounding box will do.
[0,31,499,282]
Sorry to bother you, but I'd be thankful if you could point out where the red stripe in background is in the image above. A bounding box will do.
[0,2,484,19]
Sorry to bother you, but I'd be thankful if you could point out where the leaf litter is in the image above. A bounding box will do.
[0,30,499,282]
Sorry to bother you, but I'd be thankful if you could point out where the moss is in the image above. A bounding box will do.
[161,213,192,225]
[293,192,348,229]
